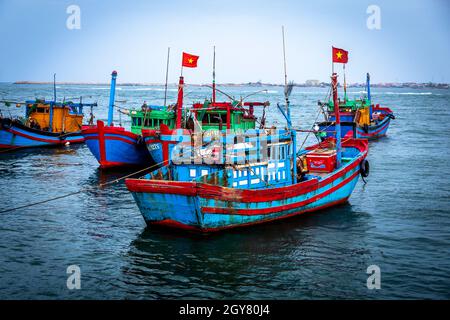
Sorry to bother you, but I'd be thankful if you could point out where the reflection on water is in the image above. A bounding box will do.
[119,203,375,299]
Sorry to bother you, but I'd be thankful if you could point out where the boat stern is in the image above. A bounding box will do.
[125,178,203,230]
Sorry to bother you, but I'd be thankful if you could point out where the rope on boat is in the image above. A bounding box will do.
[0,159,170,214]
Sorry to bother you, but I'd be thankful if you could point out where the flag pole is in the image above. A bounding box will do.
[212,45,216,104]
[177,52,184,129]
[331,72,342,169]
[180,53,184,77]
[164,47,170,107]
[331,46,334,74]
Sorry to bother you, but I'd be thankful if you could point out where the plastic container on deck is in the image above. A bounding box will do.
[306,150,337,173]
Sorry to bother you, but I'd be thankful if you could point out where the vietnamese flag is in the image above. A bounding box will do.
[182,52,199,68]
[332,47,348,64]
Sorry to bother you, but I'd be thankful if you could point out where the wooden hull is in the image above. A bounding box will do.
[82,120,152,169]
[0,118,84,150]
[126,140,368,232]
[142,128,189,166]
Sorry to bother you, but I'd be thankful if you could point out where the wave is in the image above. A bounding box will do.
[381,92,433,95]
[120,88,178,92]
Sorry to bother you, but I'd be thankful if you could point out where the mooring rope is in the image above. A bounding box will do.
[0,159,170,214]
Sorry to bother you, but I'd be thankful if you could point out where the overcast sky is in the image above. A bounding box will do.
[0,0,449,84]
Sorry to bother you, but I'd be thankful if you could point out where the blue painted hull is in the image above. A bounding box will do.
[126,139,368,232]
[317,108,394,141]
[0,119,84,150]
[82,121,152,168]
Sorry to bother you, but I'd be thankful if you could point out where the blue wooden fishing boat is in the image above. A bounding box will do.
[81,71,163,168]
[315,73,395,140]
[125,70,369,232]
[0,99,96,150]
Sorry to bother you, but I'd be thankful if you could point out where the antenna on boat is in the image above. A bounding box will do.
[48,73,57,132]
[212,45,216,104]
[367,72,372,121]
[164,47,170,107]
[53,73,57,102]
[331,72,342,168]
[281,26,293,128]
[279,26,297,183]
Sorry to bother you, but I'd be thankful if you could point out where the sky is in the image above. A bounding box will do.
[0,0,449,84]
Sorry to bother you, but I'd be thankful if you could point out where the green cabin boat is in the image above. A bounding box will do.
[120,105,176,134]
[188,99,268,131]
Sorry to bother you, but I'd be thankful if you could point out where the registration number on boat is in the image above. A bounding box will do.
[147,143,160,151]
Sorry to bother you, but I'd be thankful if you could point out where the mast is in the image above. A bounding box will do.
[49,73,56,132]
[282,26,291,122]
[107,71,118,126]
[53,73,57,102]
[164,47,170,107]
[281,26,296,183]
[212,46,216,104]
[331,73,342,168]
[366,73,372,121]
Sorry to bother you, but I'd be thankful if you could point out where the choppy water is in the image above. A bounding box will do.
[0,83,449,299]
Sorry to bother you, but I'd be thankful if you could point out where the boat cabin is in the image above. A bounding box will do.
[144,128,297,188]
[129,106,176,134]
[191,100,268,131]
[24,99,84,133]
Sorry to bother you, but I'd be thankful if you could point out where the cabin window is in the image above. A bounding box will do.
[281,146,285,159]
[268,146,279,160]
[206,113,227,125]
[36,107,47,113]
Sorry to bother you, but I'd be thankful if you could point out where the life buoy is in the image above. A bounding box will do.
[360,159,370,178]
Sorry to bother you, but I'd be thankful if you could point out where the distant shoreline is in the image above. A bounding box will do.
[10,81,450,89]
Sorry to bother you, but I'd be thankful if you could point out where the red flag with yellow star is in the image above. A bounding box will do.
[182,52,199,68]
[332,47,348,64]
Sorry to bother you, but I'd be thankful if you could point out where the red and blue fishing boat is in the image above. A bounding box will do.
[315,73,395,140]
[81,71,176,168]
[142,74,269,167]
[0,97,96,150]
[126,70,369,232]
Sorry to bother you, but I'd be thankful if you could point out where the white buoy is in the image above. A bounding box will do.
[65,141,70,146]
